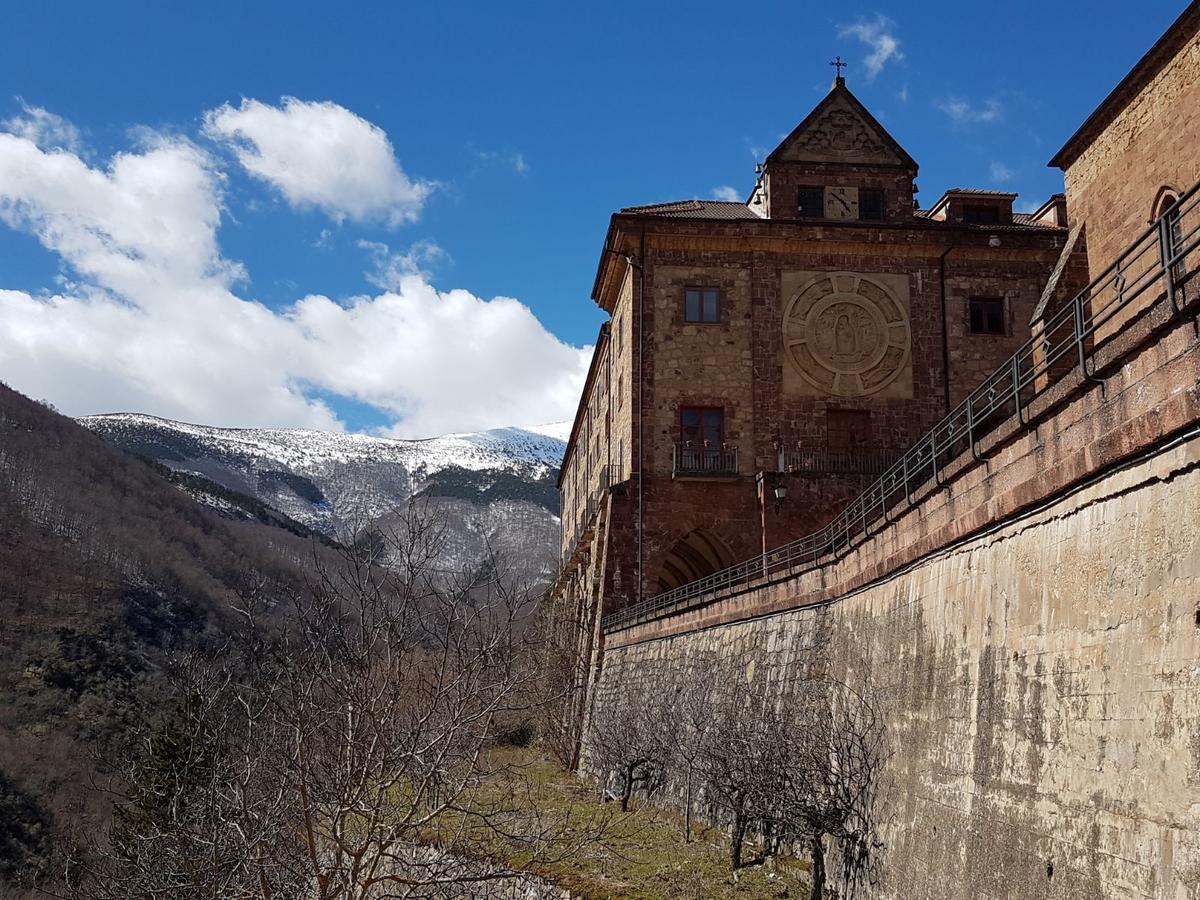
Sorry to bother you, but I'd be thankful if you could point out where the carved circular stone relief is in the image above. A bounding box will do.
[784,272,911,397]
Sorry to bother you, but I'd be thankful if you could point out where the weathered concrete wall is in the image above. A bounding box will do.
[590,431,1200,899]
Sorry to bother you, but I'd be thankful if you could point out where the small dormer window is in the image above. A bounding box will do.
[962,204,1000,225]
[798,187,824,218]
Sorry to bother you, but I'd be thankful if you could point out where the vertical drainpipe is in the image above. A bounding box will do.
[938,239,959,414]
[606,322,611,478]
[636,223,647,604]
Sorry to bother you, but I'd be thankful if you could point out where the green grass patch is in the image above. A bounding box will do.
[445,748,809,900]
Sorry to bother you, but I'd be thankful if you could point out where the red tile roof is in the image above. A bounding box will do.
[618,199,765,220]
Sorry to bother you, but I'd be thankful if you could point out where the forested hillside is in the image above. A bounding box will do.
[0,383,324,891]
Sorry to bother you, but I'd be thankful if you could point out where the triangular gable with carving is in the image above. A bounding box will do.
[766,80,917,169]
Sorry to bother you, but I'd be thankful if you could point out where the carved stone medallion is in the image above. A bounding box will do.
[783,272,911,397]
[794,108,890,160]
[775,94,903,166]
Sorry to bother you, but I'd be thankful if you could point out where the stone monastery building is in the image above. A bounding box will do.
[560,5,1200,894]
[554,68,1082,619]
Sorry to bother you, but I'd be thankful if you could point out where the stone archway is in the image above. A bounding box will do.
[653,528,738,593]
[1149,184,1182,223]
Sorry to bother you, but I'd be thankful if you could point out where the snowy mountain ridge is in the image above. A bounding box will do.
[77,413,569,570]
[79,413,570,478]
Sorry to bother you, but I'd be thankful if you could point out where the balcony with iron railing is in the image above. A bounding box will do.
[672,443,740,477]
[777,446,900,477]
[602,180,1200,632]
[560,463,620,568]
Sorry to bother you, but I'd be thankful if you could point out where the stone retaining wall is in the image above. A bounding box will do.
[587,288,1200,898]
[591,429,1200,898]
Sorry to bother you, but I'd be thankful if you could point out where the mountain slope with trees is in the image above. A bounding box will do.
[0,383,327,892]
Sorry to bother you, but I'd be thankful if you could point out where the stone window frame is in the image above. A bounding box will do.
[681,286,724,325]
[1149,184,1183,224]
[962,204,1001,225]
[1151,187,1187,283]
[797,185,825,219]
[678,404,727,450]
[968,296,1008,336]
[826,408,873,450]
[858,188,885,222]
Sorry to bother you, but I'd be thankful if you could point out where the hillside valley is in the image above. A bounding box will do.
[80,414,570,576]
[0,383,334,890]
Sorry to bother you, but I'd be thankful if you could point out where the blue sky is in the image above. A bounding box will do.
[0,1,1185,436]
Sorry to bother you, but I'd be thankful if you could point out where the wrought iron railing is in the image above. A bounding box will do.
[595,463,615,495]
[602,180,1200,631]
[560,464,620,567]
[673,444,739,476]
[778,447,900,477]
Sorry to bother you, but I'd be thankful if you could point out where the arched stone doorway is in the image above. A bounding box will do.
[653,528,738,593]
[1150,184,1182,223]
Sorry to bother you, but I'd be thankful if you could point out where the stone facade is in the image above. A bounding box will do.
[552,10,1200,899]
[552,77,1068,623]
[592,431,1200,899]
[590,262,1200,896]
[1049,3,1200,341]
[1052,4,1200,275]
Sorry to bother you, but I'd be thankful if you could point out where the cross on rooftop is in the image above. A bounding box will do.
[830,56,847,78]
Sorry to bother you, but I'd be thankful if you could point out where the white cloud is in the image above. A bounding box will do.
[0,110,589,438]
[203,97,434,226]
[472,147,529,176]
[897,85,909,103]
[3,102,84,154]
[838,16,903,80]
[358,238,449,288]
[937,96,1003,126]
[711,185,741,202]
[989,161,1014,183]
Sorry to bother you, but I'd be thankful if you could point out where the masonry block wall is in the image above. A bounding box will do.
[610,223,1065,604]
[943,257,1064,406]
[765,162,915,223]
[1058,17,1200,276]
[554,76,1072,625]
[591,435,1200,898]
[588,256,1200,897]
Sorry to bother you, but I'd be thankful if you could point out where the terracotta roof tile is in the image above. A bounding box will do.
[914,209,1061,230]
[619,200,1060,230]
[619,199,766,220]
[942,188,1019,197]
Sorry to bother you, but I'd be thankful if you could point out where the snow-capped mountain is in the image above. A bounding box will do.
[80,414,570,573]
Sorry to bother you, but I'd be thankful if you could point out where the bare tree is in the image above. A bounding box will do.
[671,653,721,844]
[667,639,886,888]
[530,583,593,773]
[585,667,679,813]
[755,672,886,900]
[691,660,775,871]
[68,503,607,899]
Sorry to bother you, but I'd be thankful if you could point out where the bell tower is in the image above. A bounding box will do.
[758,70,918,222]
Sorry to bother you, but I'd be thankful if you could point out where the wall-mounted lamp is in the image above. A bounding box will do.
[757,471,789,516]
[772,483,788,512]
